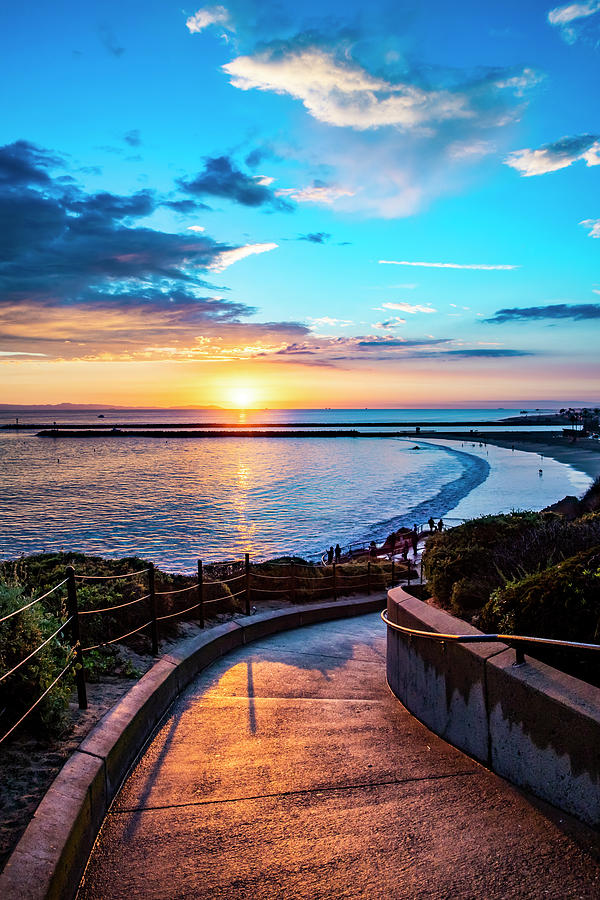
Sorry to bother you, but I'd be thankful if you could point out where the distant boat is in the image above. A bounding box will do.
[97,414,105,418]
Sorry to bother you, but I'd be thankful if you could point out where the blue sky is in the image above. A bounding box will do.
[0,0,598,406]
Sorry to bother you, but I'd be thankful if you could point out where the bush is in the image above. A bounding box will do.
[0,584,72,738]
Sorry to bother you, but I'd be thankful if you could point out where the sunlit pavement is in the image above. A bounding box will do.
[78,612,600,899]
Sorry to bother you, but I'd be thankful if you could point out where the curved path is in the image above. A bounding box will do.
[79,613,600,899]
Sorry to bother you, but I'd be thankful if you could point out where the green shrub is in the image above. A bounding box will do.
[0,584,72,739]
[480,545,600,640]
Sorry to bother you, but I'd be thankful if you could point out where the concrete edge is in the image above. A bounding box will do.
[0,594,385,900]
[385,586,600,826]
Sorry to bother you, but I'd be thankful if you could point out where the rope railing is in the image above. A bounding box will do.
[1,551,397,743]
[154,583,198,597]
[0,655,76,746]
[0,618,73,684]
[79,595,149,615]
[74,568,149,581]
[81,620,152,653]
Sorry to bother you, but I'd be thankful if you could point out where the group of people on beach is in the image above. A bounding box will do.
[325,517,444,565]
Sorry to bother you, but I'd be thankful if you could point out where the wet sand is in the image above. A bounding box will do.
[478,433,600,482]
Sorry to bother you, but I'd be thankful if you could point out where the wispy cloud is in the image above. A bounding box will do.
[484,304,600,323]
[276,183,354,205]
[379,259,518,270]
[580,218,600,238]
[548,1,600,43]
[186,5,232,34]
[298,232,331,243]
[208,242,278,271]
[381,301,436,313]
[505,134,600,176]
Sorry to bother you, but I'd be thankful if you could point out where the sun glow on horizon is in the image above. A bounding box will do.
[227,385,259,409]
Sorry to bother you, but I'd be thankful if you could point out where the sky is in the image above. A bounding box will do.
[0,0,599,408]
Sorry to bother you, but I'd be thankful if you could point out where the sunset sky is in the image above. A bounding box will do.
[1,0,599,407]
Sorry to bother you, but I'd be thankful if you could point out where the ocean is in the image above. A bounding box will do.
[0,409,590,571]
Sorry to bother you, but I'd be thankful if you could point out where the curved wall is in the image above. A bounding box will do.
[386,587,600,826]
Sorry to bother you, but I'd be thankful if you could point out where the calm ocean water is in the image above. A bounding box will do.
[0,409,590,570]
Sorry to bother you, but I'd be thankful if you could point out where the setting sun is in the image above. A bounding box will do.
[228,386,257,408]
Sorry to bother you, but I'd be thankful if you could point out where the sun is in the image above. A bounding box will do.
[229,386,256,409]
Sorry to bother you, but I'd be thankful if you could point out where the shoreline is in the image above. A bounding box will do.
[470,433,600,482]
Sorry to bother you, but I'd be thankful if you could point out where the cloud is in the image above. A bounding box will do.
[0,140,62,187]
[276,182,354,204]
[442,348,533,357]
[307,316,354,328]
[97,23,125,57]
[178,155,293,210]
[298,232,331,243]
[548,1,600,42]
[379,259,518,270]
[162,197,210,213]
[381,302,436,314]
[187,225,206,232]
[580,218,600,238]
[223,46,533,133]
[0,140,306,361]
[373,317,407,329]
[483,304,600,323]
[124,129,142,147]
[505,134,600,176]
[186,5,232,34]
[208,242,278,271]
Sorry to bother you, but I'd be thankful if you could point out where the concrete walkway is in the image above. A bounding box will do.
[78,613,600,899]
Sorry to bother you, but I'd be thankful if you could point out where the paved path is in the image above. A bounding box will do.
[79,613,600,899]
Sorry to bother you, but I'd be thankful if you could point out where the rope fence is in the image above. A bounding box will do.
[0,545,416,743]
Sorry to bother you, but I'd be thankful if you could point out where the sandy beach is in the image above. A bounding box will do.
[478,433,600,482]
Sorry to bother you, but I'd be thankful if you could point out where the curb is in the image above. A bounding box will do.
[0,595,385,900]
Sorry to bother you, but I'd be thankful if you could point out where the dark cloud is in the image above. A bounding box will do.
[0,140,62,188]
[66,190,155,221]
[484,304,600,323]
[162,198,211,214]
[124,129,141,147]
[357,338,451,348]
[298,232,331,243]
[98,23,125,57]
[177,156,293,211]
[441,348,533,357]
[0,140,306,360]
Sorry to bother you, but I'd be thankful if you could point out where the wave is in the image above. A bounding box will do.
[365,442,490,542]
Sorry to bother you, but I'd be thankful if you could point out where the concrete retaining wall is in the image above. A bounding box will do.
[0,595,383,900]
[386,587,600,826]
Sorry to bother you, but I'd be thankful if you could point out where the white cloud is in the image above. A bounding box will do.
[224,47,473,132]
[187,225,205,232]
[209,242,278,271]
[381,302,436,314]
[548,1,600,41]
[379,260,518,270]
[373,317,407,329]
[186,5,232,34]
[276,185,354,204]
[580,218,600,238]
[0,350,47,357]
[506,135,600,176]
[308,316,354,328]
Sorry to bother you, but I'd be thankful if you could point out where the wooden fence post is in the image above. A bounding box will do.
[290,561,296,604]
[148,562,159,655]
[198,559,204,629]
[367,561,371,595]
[333,562,337,600]
[245,553,251,616]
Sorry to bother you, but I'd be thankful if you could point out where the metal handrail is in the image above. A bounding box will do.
[380,610,600,658]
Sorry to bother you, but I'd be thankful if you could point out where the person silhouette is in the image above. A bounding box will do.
[334,543,341,562]
[327,546,334,564]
